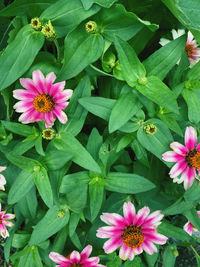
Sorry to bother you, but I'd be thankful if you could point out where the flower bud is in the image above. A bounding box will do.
[30,18,42,31]
[42,129,56,140]
[143,123,157,135]
[138,76,148,85]
[85,21,97,34]
[41,20,56,41]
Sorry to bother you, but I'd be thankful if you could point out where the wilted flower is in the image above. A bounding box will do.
[49,245,105,267]
[0,203,15,238]
[96,201,167,261]
[143,123,157,135]
[184,210,200,236]
[41,20,56,41]
[13,70,73,128]
[0,167,6,191]
[160,30,200,65]
[30,18,42,31]
[162,126,200,190]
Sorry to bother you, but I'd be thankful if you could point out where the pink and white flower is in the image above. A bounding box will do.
[0,166,6,191]
[49,245,105,267]
[96,201,167,261]
[13,70,73,128]
[162,126,200,190]
[160,30,200,65]
[0,203,15,238]
[183,210,200,236]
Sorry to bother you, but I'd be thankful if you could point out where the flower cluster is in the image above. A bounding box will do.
[0,203,15,238]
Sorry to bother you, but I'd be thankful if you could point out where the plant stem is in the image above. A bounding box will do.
[54,39,60,62]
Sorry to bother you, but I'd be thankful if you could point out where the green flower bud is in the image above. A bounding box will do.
[172,249,179,257]
[143,123,157,135]
[138,76,148,85]
[42,129,56,140]
[33,165,41,172]
[41,20,56,41]
[85,21,97,34]
[57,210,65,218]
[30,18,42,31]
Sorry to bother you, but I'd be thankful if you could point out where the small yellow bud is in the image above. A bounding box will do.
[41,20,56,41]
[85,21,97,33]
[57,210,65,218]
[42,129,56,140]
[143,123,157,135]
[30,18,42,31]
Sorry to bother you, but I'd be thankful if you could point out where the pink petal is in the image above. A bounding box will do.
[183,222,193,236]
[0,167,6,172]
[20,78,40,94]
[0,186,5,191]
[182,166,196,190]
[143,210,164,227]
[100,213,125,227]
[44,112,55,128]
[162,151,184,162]
[169,160,187,178]
[143,232,168,244]
[4,221,14,227]
[170,142,188,156]
[119,244,131,261]
[13,100,33,113]
[4,213,15,220]
[136,207,150,227]
[80,245,92,260]
[49,252,70,264]
[70,251,81,263]
[123,202,136,225]
[103,237,122,254]
[50,81,65,95]
[82,256,99,265]
[53,109,68,124]
[185,127,197,150]
[96,226,123,238]
[13,89,36,100]
[0,224,9,238]
[142,241,157,255]
[187,31,194,43]
[196,144,200,151]
[128,249,135,261]
[32,70,46,93]
[0,174,6,186]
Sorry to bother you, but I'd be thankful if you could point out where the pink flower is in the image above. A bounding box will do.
[49,245,105,267]
[0,203,15,238]
[13,70,73,128]
[96,201,167,261]
[183,210,200,236]
[185,31,200,64]
[162,126,200,190]
[0,166,6,191]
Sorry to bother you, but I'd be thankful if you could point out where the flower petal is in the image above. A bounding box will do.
[170,142,188,156]
[49,252,70,264]
[123,202,136,225]
[136,207,150,227]
[70,251,81,263]
[80,245,92,260]
[119,244,131,261]
[182,166,196,190]
[162,151,184,162]
[169,160,187,178]
[0,167,6,172]
[185,127,197,150]
[100,213,124,226]
[103,237,122,254]
[183,222,193,236]
[142,241,157,255]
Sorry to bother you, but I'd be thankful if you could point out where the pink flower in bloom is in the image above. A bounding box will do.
[184,210,200,236]
[49,245,105,267]
[13,70,73,128]
[96,202,167,261]
[185,31,200,64]
[162,126,200,190]
[0,203,15,238]
[0,167,6,191]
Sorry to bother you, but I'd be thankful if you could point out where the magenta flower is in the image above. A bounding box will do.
[185,31,200,64]
[0,167,6,191]
[96,201,167,261]
[13,70,73,128]
[162,127,200,190]
[184,210,200,236]
[0,203,15,238]
[49,245,105,267]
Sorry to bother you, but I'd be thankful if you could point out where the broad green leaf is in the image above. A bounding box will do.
[1,121,35,136]
[182,88,200,123]
[116,133,136,152]
[183,208,200,231]
[186,61,200,80]
[89,177,105,221]
[58,23,104,80]
[0,25,44,91]
[94,0,117,8]
[12,234,31,249]
[40,0,100,37]
[52,227,68,253]
[157,113,183,136]
[114,35,146,87]
[8,170,34,204]
[29,206,69,245]
[60,172,90,193]
[163,198,193,216]
[79,96,116,120]
[109,92,142,133]
[33,167,53,207]
[105,172,155,194]
[31,247,43,267]
[184,180,200,202]
[136,76,179,114]
[143,35,186,80]
[69,213,80,237]
[87,128,103,161]
[137,119,173,162]
[0,0,55,17]
[131,139,149,167]
[54,131,101,173]
[81,0,93,10]
[145,250,159,267]
[163,245,176,267]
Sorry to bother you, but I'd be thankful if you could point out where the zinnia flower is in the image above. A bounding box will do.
[183,210,200,236]
[96,201,167,261]
[160,30,200,65]
[13,70,73,128]
[49,245,105,267]
[0,203,15,238]
[0,166,6,191]
[162,126,200,190]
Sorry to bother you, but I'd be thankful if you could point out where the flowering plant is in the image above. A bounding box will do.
[1,0,200,266]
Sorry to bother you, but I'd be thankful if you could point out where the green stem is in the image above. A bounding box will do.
[191,245,200,259]
[54,39,60,62]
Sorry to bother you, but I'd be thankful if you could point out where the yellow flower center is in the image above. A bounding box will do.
[122,225,144,248]
[185,43,195,57]
[185,149,200,169]
[33,94,54,113]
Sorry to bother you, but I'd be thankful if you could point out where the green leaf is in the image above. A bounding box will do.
[58,23,104,80]
[31,246,43,267]
[157,113,183,136]
[89,177,105,221]
[114,35,146,87]
[136,76,179,113]
[1,121,35,136]
[81,0,93,10]
[79,96,116,120]
[40,0,100,37]
[60,172,90,193]
[163,245,176,267]
[94,0,117,8]
[87,128,103,161]
[29,206,69,245]
[137,119,173,161]
[8,170,34,205]
[182,88,200,123]
[143,35,186,80]
[184,180,200,202]
[12,233,31,249]
[54,131,101,173]
[33,167,53,207]
[105,172,155,194]
[130,139,149,167]
[109,92,142,133]
[183,208,200,231]
[116,133,136,152]
[0,25,44,91]
[163,198,193,216]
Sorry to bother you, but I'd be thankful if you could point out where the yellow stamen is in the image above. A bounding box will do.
[33,94,54,113]
[186,150,200,169]
[122,225,144,249]
[185,43,195,57]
